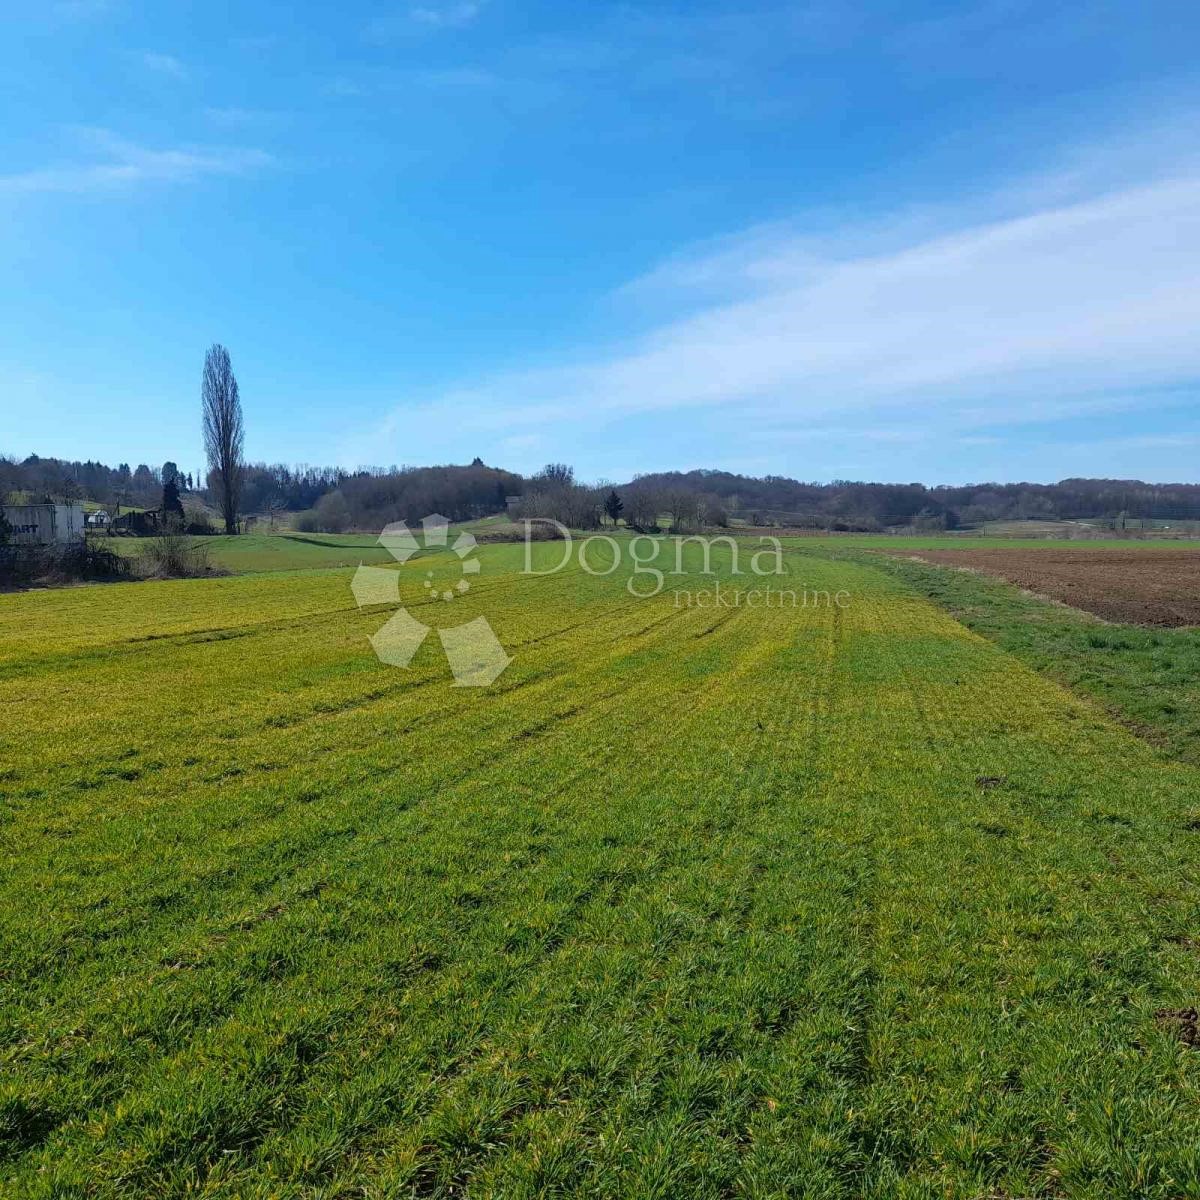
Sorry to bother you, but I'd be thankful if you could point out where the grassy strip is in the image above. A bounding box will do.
[855,550,1200,766]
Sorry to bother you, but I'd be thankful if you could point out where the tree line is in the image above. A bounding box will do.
[10,447,1200,534]
[8,342,1200,534]
[297,461,524,533]
[596,470,1200,532]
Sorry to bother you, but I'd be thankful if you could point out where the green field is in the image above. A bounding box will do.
[97,532,399,574]
[4,540,1200,1196]
[94,527,1196,579]
[862,550,1200,765]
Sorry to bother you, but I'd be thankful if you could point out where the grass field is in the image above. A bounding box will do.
[865,550,1200,766]
[97,532,400,574]
[4,540,1200,1196]
[92,527,1200,578]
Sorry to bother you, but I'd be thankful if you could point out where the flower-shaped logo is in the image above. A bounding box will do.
[351,514,511,686]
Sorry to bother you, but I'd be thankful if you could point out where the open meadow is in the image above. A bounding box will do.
[4,537,1200,1197]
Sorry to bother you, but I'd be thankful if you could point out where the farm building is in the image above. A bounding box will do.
[86,509,111,527]
[1,503,86,545]
[112,509,161,536]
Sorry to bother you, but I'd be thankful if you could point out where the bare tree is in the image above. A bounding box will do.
[201,344,244,534]
[624,487,661,530]
[663,488,698,533]
[264,492,286,531]
[534,463,574,487]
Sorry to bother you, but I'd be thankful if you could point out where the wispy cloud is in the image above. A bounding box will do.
[366,1,485,39]
[203,106,284,128]
[322,77,369,98]
[409,66,496,88]
[51,0,114,19]
[320,64,498,99]
[232,34,283,53]
[346,145,1200,469]
[140,51,188,79]
[411,1,482,27]
[0,128,273,197]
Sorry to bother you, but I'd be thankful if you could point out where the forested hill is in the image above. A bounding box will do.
[5,450,1200,531]
[619,470,1200,528]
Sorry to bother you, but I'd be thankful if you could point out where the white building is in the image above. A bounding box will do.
[1,503,87,545]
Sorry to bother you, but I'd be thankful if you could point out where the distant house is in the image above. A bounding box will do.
[1,503,86,545]
[87,509,111,527]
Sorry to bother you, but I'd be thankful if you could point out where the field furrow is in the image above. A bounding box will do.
[3,545,1200,1196]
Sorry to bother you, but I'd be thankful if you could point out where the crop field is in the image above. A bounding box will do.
[93,528,1199,580]
[904,547,1200,626]
[4,540,1200,1197]
[860,550,1200,767]
[97,532,399,574]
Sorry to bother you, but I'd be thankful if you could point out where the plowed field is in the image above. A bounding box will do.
[905,547,1200,625]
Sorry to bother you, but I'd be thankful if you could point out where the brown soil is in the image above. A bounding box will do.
[903,548,1200,627]
[1154,1007,1199,1046]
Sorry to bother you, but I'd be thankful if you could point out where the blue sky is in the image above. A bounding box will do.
[3,0,1199,485]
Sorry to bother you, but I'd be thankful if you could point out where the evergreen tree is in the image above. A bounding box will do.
[162,477,185,525]
[603,488,624,527]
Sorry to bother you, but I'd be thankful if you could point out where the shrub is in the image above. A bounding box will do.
[0,541,133,586]
[475,521,567,543]
[138,530,216,579]
[183,506,218,535]
[314,492,352,533]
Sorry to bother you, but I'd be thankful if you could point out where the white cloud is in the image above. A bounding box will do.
[366,1,484,39]
[203,106,283,128]
[319,64,499,100]
[51,0,114,19]
[409,66,496,88]
[232,34,282,52]
[0,128,273,196]
[141,51,188,79]
[410,2,482,27]
[323,77,368,98]
[347,157,1200,467]
[1069,432,1200,451]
